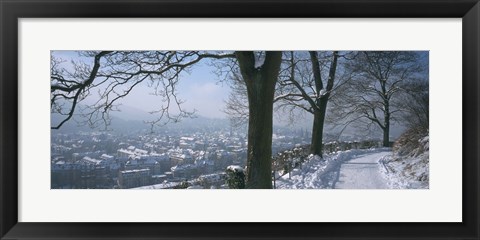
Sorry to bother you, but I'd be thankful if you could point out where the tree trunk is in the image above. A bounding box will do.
[383,127,390,147]
[309,51,338,157]
[383,112,390,147]
[381,67,390,147]
[310,99,328,157]
[236,51,282,189]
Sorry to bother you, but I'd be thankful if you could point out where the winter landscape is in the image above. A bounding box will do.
[51,51,429,189]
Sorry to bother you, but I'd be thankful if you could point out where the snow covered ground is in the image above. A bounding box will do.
[334,151,391,189]
[379,135,429,189]
[275,148,393,189]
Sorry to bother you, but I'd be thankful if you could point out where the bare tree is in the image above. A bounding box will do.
[51,51,234,131]
[235,51,282,189]
[51,50,283,189]
[275,51,347,157]
[225,51,354,157]
[329,51,426,147]
[223,72,249,128]
[399,78,429,132]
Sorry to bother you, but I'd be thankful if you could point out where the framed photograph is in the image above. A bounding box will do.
[1,0,479,239]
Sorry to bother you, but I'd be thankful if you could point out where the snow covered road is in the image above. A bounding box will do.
[333,151,391,189]
[276,149,392,189]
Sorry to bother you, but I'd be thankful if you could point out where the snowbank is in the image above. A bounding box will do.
[379,130,429,189]
[226,165,244,173]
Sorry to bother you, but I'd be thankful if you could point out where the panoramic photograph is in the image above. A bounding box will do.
[50,51,429,189]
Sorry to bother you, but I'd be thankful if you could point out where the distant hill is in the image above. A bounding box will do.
[51,103,406,140]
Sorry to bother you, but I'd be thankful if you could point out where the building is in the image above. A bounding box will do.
[118,169,151,189]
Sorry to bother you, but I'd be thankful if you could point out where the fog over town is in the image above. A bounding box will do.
[52,107,396,189]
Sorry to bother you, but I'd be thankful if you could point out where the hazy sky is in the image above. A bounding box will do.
[52,51,231,119]
[116,62,230,118]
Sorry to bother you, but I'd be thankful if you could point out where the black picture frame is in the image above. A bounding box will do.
[1,0,479,239]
